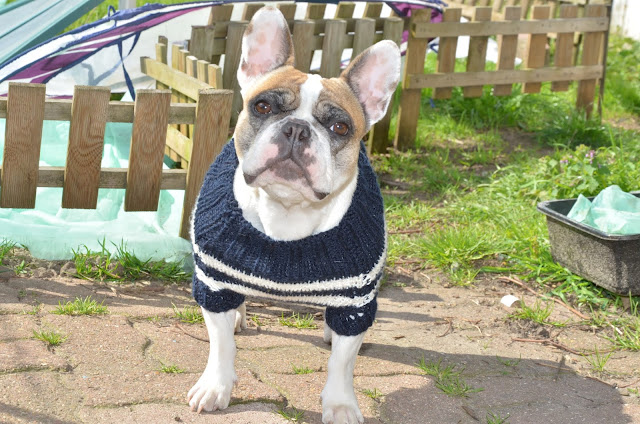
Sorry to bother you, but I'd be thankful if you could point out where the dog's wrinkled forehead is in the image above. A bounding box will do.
[241,67,367,138]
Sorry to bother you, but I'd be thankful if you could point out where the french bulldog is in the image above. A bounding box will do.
[187,6,401,424]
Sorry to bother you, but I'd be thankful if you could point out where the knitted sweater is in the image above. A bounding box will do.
[191,140,386,336]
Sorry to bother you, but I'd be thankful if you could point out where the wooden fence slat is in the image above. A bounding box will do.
[62,86,110,209]
[208,64,223,89]
[180,89,234,239]
[434,8,463,99]
[335,2,356,18]
[190,26,218,64]
[0,83,46,209]
[242,3,265,21]
[523,6,551,93]
[293,20,315,73]
[412,16,609,38]
[155,37,168,91]
[124,90,171,212]
[369,17,404,154]
[223,21,247,124]
[464,7,493,98]
[207,4,233,26]
[306,3,326,19]
[320,19,347,78]
[576,4,606,117]
[520,0,533,18]
[363,2,383,18]
[408,64,604,89]
[185,55,199,159]
[552,4,579,92]
[351,18,376,59]
[140,57,210,101]
[394,8,432,151]
[277,3,297,20]
[196,59,209,84]
[493,6,521,96]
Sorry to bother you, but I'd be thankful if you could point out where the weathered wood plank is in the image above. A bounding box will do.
[363,2,383,18]
[576,4,606,117]
[523,6,551,93]
[306,3,326,19]
[552,4,578,92]
[320,19,347,78]
[224,21,247,123]
[394,8,432,151]
[408,65,604,89]
[434,8,463,99]
[180,89,234,239]
[464,7,493,97]
[140,56,210,101]
[1,83,46,209]
[62,86,110,209]
[412,16,609,38]
[166,126,193,162]
[207,4,233,26]
[493,6,521,96]
[277,3,297,20]
[335,2,356,19]
[292,20,315,73]
[125,90,171,212]
[242,3,265,21]
[208,64,223,89]
[352,18,376,59]
[369,16,404,154]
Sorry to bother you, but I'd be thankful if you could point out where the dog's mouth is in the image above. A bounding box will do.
[243,158,328,200]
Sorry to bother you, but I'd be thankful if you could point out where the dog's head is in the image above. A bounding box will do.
[234,7,401,204]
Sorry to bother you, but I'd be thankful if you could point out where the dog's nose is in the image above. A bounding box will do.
[282,119,311,144]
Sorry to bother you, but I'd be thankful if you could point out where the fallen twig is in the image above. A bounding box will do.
[175,323,209,343]
[534,361,574,373]
[389,229,424,235]
[512,337,582,356]
[437,319,453,338]
[498,276,590,321]
[618,378,640,389]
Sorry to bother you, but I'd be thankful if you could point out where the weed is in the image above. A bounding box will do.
[172,303,203,324]
[629,388,639,396]
[33,328,68,347]
[24,303,42,316]
[362,388,383,399]
[606,319,640,351]
[276,406,304,422]
[416,357,483,397]
[0,239,15,263]
[14,260,28,275]
[292,365,314,375]
[159,363,185,374]
[53,296,108,316]
[251,314,263,327]
[486,411,510,424]
[496,355,521,367]
[279,312,317,330]
[583,346,613,373]
[509,301,566,327]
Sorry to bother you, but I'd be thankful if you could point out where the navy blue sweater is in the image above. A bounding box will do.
[191,140,386,336]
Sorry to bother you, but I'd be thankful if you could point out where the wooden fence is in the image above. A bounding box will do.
[0,82,233,240]
[394,4,609,150]
[145,2,406,156]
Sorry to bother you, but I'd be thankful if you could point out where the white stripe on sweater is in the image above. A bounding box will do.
[195,266,379,308]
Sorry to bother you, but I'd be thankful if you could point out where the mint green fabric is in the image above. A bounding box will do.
[567,185,640,235]
[0,119,192,261]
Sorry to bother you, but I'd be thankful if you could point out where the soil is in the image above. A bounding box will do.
[1,251,640,424]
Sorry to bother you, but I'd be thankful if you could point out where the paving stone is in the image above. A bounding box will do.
[0,315,39,341]
[0,339,70,373]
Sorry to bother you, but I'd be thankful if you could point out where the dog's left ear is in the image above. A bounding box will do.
[341,40,401,128]
[237,6,295,91]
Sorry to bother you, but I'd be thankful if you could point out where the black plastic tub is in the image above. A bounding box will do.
[537,192,640,295]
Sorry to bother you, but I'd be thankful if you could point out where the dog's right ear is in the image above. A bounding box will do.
[237,7,294,91]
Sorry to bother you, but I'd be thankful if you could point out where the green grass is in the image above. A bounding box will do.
[292,364,314,375]
[172,303,204,324]
[416,357,483,398]
[486,411,510,424]
[362,388,383,400]
[276,406,304,422]
[32,328,68,347]
[72,240,190,283]
[53,296,108,316]
[0,239,15,264]
[509,300,567,327]
[159,363,185,374]
[279,312,318,330]
[583,346,613,373]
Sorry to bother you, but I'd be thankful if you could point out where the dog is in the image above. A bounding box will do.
[187,7,401,424]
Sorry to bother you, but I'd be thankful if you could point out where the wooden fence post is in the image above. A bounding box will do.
[434,8,463,100]
[493,6,521,96]
[180,89,234,240]
[523,5,550,93]
[293,20,315,73]
[551,5,578,92]
[0,83,46,209]
[369,17,404,154]
[320,19,347,78]
[464,7,492,98]
[62,86,110,209]
[125,90,171,212]
[576,4,606,118]
[394,8,432,151]
[223,21,247,124]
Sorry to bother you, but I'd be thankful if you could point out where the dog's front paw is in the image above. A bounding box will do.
[187,368,236,413]
[321,392,364,424]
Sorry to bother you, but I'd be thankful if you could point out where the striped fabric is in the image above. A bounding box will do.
[191,140,387,336]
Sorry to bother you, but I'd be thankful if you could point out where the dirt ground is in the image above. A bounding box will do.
[1,257,640,424]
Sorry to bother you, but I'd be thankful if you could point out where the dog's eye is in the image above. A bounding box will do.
[254,101,272,115]
[330,122,349,136]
